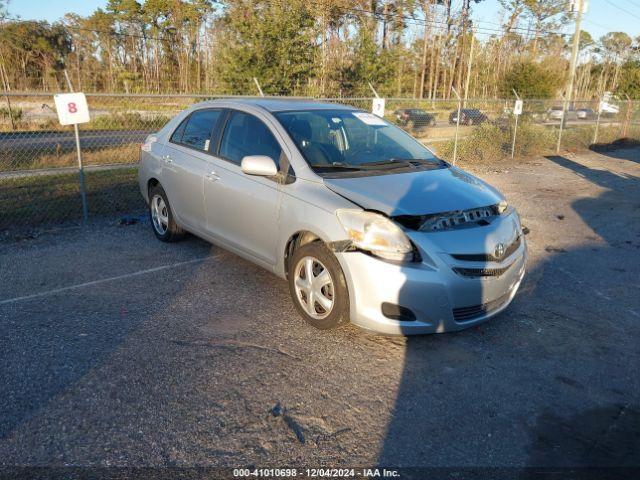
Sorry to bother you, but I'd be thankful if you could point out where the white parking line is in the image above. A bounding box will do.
[0,254,224,306]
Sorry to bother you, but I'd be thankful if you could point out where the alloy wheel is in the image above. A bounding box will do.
[150,194,169,235]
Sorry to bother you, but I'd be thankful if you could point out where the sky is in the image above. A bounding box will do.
[6,0,640,41]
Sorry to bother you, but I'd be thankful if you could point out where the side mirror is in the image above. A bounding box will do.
[240,155,278,177]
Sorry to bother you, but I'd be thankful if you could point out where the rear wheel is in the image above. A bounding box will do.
[288,242,350,330]
[148,184,185,242]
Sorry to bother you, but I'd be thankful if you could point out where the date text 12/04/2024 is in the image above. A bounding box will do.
[232,468,400,478]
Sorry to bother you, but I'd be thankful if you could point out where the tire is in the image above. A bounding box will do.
[148,184,186,242]
[288,241,350,330]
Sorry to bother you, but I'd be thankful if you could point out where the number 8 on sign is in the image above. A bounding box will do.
[54,93,90,125]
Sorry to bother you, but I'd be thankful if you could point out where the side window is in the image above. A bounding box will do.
[178,109,222,151]
[219,111,282,166]
[170,117,188,143]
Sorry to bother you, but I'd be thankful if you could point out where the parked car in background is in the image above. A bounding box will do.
[448,108,488,125]
[546,106,578,122]
[394,108,437,130]
[139,99,526,335]
[576,108,597,120]
[599,102,620,117]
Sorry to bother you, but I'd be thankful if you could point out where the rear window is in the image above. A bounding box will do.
[181,110,222,150]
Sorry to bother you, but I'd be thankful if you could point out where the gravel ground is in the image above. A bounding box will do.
[0,147,639,473]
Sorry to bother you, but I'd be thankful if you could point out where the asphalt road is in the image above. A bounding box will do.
[0,129,151,152]
[0,148,639,473]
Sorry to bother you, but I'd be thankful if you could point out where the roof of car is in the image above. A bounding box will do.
[195,98,356,113]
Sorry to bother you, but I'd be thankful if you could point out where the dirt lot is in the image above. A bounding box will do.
[0,148,639,474]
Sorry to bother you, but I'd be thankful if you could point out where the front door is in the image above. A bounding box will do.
[204,110,284,266]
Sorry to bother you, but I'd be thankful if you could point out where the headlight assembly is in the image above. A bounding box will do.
[496,200,508,214]
[336,209,414,261]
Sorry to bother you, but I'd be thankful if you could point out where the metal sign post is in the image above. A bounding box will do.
[452,87,462,165]
[511,90,522,159]
[593,94,603,145]
[253,77,265,97]
[372,98,386,117]
[556,93,566,154]
[56,70,90,224]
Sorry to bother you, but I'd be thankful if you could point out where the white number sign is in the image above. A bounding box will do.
[372,98,386,117]
[513,100,523,116]
[54,92,90,125]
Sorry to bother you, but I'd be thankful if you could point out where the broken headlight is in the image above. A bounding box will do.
[336,209,413,261]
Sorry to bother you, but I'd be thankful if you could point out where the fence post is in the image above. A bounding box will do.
[64,70,89,225]
[452,87,462,165]
[2,92,15,130]
[556,94,567,154]
[511,89,520,159]
[623,94,632,138]
[0,65,15,131]
[253,77,264,97]
[593,95,602,145]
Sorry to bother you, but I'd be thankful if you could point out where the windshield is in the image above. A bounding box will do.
[274,109,443,174]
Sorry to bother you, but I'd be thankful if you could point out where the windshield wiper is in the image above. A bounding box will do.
[311,158,445,172]
[383,158,448,168]
[359,159,414,170]
[310,163,364,171]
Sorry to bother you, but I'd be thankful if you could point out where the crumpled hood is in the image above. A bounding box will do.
[323,166,504,216]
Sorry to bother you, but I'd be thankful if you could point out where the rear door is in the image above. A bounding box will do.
[204,110,285,265]
[161,109,224,230]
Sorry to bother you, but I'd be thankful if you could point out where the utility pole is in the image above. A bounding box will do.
[463,28,476,107]
[557,0,584,153]
[566,0,584,104]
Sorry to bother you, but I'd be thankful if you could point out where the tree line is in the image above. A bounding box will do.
[0,0,639,99]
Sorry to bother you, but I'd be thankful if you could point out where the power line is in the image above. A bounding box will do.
[582,18,619,35]
[602,0,640,22]
[311,1,571,39]
[620,0,640,13]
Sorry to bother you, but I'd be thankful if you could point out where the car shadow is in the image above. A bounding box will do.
[0,231,215,442]
[589,141,640,164]
[377,154,640,474]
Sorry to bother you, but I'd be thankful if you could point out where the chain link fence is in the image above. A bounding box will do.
[1,92,639,234]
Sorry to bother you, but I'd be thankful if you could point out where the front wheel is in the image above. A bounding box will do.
[288,242,350,330]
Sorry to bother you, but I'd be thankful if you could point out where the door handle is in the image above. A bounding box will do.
[205,171,220,182]
[163,154,173,163]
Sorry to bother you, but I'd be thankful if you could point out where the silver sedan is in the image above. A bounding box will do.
[139,99,526,335]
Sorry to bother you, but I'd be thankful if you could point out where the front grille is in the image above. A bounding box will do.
[453,261,514,278]
[451,235,521,262]
[420,205,497,231]
[393,203,504,232]
[452,291,512,322]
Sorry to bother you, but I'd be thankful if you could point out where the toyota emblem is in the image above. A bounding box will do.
[494,243,505,258]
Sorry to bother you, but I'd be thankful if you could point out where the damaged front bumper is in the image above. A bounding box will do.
[334,211,527,335]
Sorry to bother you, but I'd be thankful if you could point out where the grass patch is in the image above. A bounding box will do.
[0,112,170,133]
[90,112,170,131]
[0,167,145,230]
[432,121,637,163]
[1,143,140,171]
[437,124,508,164]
